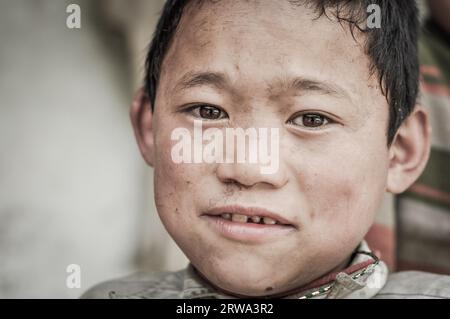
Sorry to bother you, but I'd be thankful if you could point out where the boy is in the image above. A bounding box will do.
[83,0,450,298]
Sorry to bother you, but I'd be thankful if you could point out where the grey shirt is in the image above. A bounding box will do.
[81,267,450,299]
[81,242,450,299]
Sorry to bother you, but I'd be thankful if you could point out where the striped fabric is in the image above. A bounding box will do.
[366,20,450,275]
[397,20,450,275]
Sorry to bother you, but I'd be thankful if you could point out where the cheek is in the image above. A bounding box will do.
[152,125,193,227]
[297,141,389,240]
[152,125,216,234]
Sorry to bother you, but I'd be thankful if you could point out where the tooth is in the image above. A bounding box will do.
[250,216,261,223]
[221,213,231,220]
[231,214,248,223]
[263,217,277,225]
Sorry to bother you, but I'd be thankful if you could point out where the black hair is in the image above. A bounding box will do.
[145,0,419,145]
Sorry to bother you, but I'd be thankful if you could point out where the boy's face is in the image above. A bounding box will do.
[150,1,390,296]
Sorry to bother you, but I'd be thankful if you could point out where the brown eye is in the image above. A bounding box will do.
[289,113,330,128]
[302,114,327,127]
[200,105,222,119]
[187,104,228,120]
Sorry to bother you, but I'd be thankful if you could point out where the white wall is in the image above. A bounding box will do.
[0,0,180,298]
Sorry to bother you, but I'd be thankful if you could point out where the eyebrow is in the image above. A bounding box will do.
[268,76,350,100]
[174,71,229,92]
[174,71,351,101]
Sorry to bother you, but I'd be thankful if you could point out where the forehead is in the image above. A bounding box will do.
[159,0,383,110]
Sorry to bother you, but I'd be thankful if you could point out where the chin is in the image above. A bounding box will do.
[194,257,303,297]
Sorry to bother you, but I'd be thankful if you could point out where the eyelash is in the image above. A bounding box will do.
[182,104,229,121]
[286,112,333,130]
[181,104,334,129]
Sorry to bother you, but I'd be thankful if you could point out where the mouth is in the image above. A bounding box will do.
[201,205,297,243]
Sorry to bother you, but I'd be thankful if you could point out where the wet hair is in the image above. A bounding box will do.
[145,0,419,145]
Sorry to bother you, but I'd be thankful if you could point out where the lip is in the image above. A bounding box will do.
[201,205,297,244]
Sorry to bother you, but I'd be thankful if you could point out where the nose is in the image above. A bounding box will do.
[216,161,288,189]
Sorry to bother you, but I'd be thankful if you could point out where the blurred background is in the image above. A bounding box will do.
[0,0,448,298]
[0,0,188,298]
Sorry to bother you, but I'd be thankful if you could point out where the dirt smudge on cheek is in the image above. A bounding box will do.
[208,197,220,209]
[334,179,360,237]
[224,183,235,197]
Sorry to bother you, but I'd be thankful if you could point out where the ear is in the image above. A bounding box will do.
[130,88,155,166]
[387,105,431,194]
